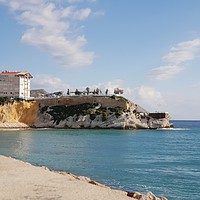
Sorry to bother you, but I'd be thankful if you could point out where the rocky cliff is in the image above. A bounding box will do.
[0,100,39,128]
[0,96,172,129]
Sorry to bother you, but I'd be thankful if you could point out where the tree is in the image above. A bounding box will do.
[75,89,81,95]
[96,88,99,95]
[86,87,90,95]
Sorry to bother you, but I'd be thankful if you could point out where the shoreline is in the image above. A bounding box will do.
[0,155,167,200]
[0,122,30,129]
[0,122,171,130]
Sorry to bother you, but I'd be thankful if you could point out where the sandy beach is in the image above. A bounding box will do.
[0,155,135,200]
[0,155,168,200]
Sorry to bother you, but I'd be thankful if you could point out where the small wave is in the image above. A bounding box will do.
[157,128,190,131]
[0,128,27,131]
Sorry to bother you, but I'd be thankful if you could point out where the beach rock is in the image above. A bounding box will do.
[127,191,168,200]
[127,191,143,199]
[89,180,110,189]
[78,176,91,182]
[138,191,168,200]
[77,176,109,189]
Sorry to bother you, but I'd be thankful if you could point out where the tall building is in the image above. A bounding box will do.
[0,71,33,99]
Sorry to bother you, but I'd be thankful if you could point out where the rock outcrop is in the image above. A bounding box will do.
[0,96,173,129]
[0,100,39,128]
[127,191,168,200]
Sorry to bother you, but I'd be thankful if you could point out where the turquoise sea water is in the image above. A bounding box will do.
[0,120,199,200]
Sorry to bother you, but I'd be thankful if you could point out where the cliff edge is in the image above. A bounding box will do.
[0,96,172,129]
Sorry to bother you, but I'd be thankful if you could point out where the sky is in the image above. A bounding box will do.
[0,0,200,120]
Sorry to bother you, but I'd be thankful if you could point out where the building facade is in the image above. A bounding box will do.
[0,71,33,99]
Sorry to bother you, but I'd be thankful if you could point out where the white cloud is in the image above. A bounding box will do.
[31,74,71,92]
[131,86,166,112]
[73,8,91,20]
[163,39,200,64]
[150,39,200,80]
[0,0,96,68]
[150,65,184,80]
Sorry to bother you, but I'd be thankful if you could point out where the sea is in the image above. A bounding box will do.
[0,120,199,200]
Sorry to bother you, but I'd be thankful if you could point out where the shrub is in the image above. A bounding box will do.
[110,95,116,99]
[0,96,12,105]
[40,105,48,113]
[102,112,108,121]
[46,103,97,125]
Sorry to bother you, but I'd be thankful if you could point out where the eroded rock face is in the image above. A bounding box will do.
[0,101,39,124]
[34,100,172,129]
[0,96,172,129]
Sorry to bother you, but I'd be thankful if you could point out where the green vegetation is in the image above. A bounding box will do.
[108,106,124,118]
[40,105,48,113]
[0,96,24,105]
[41,103,126,125]
[102,112,108,121]
[0,96,10,105]
[15,97,24,102]
[110,95,116,99]
[94,107,108,121]
[45,103,97,125]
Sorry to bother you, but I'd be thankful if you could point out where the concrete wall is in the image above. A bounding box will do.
[149,112,169,119]
[36,96,129,109]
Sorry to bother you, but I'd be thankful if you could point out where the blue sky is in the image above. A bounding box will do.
[0,0,200,119]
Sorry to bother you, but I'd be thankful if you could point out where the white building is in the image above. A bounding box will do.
[0,71,33,99]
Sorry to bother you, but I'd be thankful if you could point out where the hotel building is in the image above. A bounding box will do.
[0,71,33,99]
